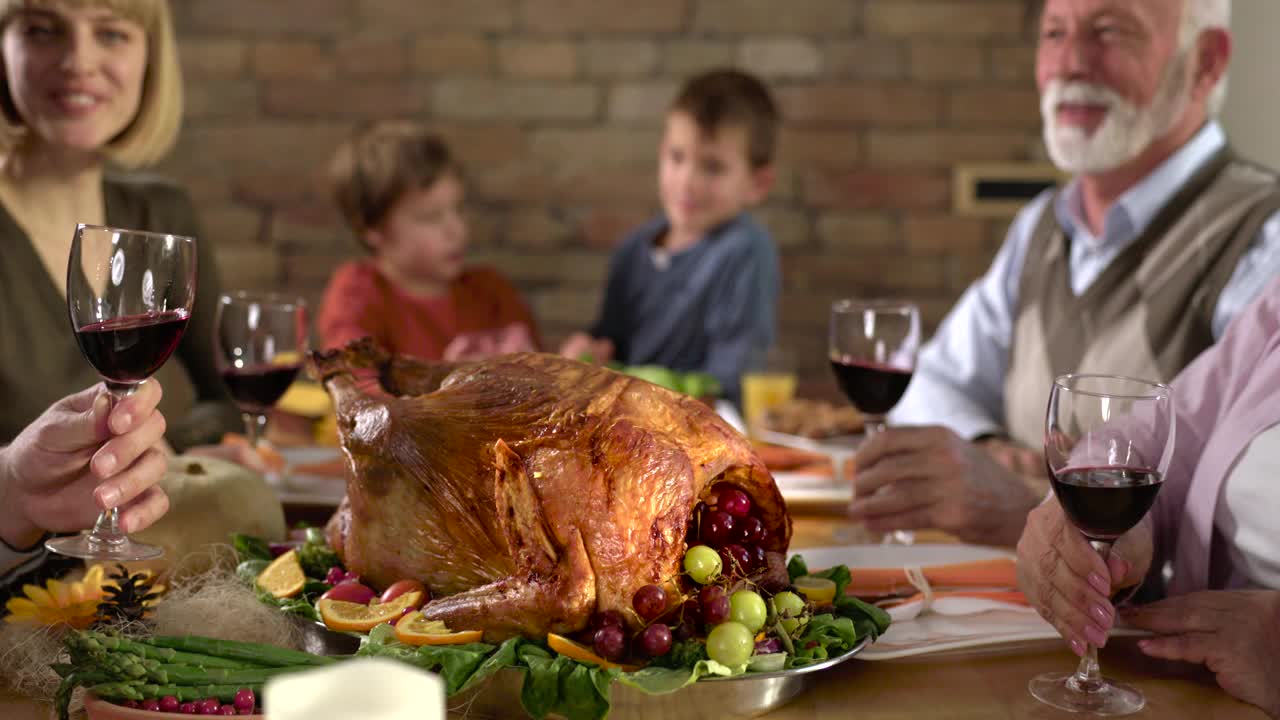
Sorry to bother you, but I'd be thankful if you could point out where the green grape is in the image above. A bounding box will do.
[683,545,722,585]
[706,621,754,666]
[729,590,767,633]
[773,591,805,617]
[772,591,807,634]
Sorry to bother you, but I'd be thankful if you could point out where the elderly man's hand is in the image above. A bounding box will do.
[1016,498,1151,656]
[848,426,1041,546]
[0,381,170,549]
[977,436,1044,477]
[1122,591,1280,717]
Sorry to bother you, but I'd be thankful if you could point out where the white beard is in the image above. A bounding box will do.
[1041,56,1191,174]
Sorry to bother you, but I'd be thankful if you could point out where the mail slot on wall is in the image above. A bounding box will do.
[953,163,1067,218]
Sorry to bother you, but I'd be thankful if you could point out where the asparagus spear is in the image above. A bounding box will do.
[145,634,335,667]
[73,630,252,669]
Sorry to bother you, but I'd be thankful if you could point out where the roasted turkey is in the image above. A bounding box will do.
[309,340,792,642]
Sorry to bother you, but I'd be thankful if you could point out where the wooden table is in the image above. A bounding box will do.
[1,516,1263,719]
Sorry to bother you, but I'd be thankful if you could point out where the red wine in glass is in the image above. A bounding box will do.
[1049,466,1162,541]
[214,292,308,449]
[75,310,190,385]
[829,357,914,417]
[221,362,302,415]
[49,225,198,562]
[1032,373,1175,716]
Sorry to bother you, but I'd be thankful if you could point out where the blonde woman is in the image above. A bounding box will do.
[0,0,239,450]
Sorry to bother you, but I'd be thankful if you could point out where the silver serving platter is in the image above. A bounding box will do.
[297,619,868,719]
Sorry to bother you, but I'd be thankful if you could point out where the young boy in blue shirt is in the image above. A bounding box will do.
[560,69,782,404]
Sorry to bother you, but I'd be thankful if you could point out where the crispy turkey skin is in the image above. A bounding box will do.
[309,340,791,641]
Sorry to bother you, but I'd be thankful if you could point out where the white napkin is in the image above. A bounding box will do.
[265,657,445,720]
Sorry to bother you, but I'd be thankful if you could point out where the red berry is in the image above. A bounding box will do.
[200,699,222,715]
[719,544,752,577]
[160,695,181,712]
[122,700,140,709]
[590,609,626,632]
[220,707,238,716]
[734,516,764,545]
[632,584,667,621]
[180,701,199,714]
[593,625,626,661]
[699,585,730,625]
[141,700,161,712]
[701,511,735,547]
[719,488,752,517]
[640,623,673,657]
[233,689,256,712]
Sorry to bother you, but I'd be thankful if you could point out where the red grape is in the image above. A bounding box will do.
[672,621,694,642]
[700,585,730,625]
[679,597,701,625]
[701,511,735,547]
[719,488,752,517]
[233,689,256,712]
[590,609,626,632]
[632,584,667,621]
[750,544,768,570]
[719,544,752,577]
[734,516,764,545]
[640,623,673,657]
[593,625,626,660]
[160,695,181,712]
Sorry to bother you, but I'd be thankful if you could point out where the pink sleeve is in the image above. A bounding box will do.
[1152,278,1280,560]
[318,263,386,350]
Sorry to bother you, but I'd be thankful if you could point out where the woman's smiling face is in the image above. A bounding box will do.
[2,1,148,154]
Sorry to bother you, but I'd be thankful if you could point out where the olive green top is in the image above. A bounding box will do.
[0,173,240,450]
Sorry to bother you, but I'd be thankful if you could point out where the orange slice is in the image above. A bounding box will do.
[547,633,640,672]
[394,611,484,646]
[318,590,423,632]
[256,549,306,599]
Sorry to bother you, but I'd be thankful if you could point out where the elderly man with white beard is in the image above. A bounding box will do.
[847,0,1280,547]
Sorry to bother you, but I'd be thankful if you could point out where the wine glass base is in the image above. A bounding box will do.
[45,533,164,561]
[1029,671,1145,715]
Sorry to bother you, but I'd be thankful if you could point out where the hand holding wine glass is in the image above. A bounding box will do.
[214,292,308,450]
[50,225,197,561]
[0,382,170,552]
[1028,373,1175,715]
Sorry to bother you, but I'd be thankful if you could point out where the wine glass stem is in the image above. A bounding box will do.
[243,412,268,446]
[90,383,139,549]
[1069,539,1115,693]
[864,416,887,437]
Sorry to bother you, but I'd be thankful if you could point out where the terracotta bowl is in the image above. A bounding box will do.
[83,693,264,719]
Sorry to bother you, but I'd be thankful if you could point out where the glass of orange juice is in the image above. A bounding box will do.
[741,347,797,436]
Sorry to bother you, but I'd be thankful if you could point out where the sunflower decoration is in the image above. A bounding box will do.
[3,564,164,629]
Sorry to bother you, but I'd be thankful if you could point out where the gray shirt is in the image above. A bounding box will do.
[591,212,780,403]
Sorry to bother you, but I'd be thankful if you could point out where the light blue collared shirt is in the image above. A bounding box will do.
[892,122,1280,439]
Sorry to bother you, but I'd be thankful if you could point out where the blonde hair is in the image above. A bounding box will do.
[0,0,183,168]
[328,121,461,250]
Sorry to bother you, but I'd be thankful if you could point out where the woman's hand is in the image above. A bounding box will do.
[0,381,169,549]
[1123,591,1280,718]
[1015,497,1151,655]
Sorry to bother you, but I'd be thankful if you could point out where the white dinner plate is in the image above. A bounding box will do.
[793,544,1148,661]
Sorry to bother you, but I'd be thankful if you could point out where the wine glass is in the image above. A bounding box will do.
[1031,373,1175,715]
[829,298,920,545]
[49,225,198,561]
[214,292,308,450]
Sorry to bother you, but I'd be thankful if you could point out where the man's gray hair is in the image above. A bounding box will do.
[1182,0,1231,115]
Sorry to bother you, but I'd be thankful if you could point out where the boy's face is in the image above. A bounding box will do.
[658,111,773,238]
[364,173,468,288]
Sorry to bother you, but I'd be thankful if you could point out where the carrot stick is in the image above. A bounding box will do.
[843,558,1018,597]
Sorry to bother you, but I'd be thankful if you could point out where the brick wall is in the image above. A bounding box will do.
[162,0,1044,395]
